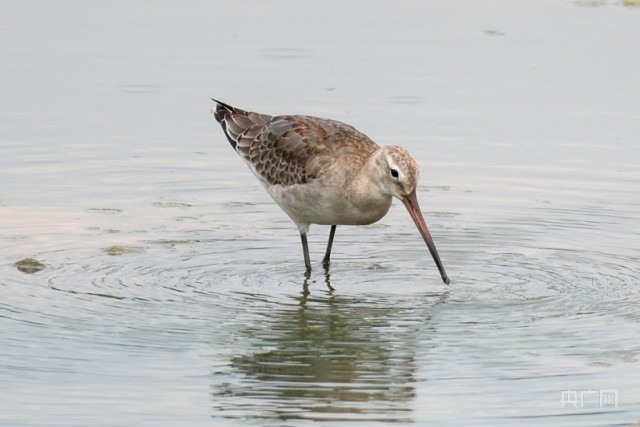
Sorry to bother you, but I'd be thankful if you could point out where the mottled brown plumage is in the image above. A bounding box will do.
[211,99,450,284]
[214,100,377,187]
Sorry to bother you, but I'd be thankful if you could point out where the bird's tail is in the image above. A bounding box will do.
[211,99,272,150]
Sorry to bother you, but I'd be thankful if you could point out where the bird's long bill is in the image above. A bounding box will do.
[402,189,450,284]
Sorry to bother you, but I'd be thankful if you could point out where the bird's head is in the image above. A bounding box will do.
[377,145,421,199]
[375,145,450,285]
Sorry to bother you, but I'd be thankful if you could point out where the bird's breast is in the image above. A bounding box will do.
[268,182,392,227]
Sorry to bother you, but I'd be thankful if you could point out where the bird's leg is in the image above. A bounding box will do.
[300,231,312,274]
[322,225,337,267]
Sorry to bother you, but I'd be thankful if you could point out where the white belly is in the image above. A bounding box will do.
[267,182,392,228]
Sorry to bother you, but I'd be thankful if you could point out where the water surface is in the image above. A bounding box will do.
[1,1,639,426]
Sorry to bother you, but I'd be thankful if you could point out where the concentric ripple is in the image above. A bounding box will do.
[2,182,639,425]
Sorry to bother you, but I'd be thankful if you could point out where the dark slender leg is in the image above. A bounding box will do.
[300,231,312,274]
[322,225,337,267]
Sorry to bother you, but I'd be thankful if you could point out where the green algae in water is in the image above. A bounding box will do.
[152,202,191,208]
[103,245,145,256]
[15,258,46,274]
[87,208,123,215]
[143,239,195,246]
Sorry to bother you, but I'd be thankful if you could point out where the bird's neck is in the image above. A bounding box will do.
[348,152,393,220]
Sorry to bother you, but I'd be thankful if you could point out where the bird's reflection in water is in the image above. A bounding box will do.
[212,268,447,423]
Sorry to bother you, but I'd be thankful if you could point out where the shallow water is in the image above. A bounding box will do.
[1,1,640,426]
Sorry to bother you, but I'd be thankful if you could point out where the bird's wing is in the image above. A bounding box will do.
[213,99,273,149]
[213,101,378,187]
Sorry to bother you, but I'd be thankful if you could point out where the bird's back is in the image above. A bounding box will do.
[212,100,379,188]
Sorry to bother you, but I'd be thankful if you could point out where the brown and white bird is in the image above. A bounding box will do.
[212,99,450,284]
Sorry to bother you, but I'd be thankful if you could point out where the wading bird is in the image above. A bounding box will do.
[212,99,450,284]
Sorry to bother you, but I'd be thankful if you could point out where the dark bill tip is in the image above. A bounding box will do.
[401,189,451,285]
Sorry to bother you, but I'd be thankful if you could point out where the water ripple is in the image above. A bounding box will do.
[2,179,639,425]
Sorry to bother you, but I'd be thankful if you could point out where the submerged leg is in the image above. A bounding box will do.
[300,231,312,273]
[321,225,337,267]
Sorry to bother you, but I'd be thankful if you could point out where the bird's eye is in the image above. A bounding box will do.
[390,168,399,178]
